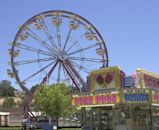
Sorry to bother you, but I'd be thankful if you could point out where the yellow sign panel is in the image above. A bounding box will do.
[89,66,122,92]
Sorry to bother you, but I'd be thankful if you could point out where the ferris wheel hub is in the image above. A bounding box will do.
[57,51,68,61]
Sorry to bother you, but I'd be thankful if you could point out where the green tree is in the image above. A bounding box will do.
[16,92,25,107]
[0,80,15,97]
[33,83,71,129]
[2,97,16,108]
[30,84,39,93]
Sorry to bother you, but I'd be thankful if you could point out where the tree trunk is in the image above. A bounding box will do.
[49,117,52,125]
[56,117,59,130]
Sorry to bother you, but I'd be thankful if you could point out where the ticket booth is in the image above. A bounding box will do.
[152,90,159,130]
[0,112,10,126]
[134,68,159,130]
[72,92,135,130]
[72,67,123,130]
[72,90,120,130]
[122,89,152,130]
[81,105,114,130]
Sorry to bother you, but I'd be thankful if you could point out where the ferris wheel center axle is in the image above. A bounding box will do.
[57,51,68,61]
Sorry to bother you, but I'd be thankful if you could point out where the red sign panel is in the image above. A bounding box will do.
[144,74,159,89]
[153,94,159,103]
[74,96,93,106]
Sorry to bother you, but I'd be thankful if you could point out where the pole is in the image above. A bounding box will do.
[150,105,153,130]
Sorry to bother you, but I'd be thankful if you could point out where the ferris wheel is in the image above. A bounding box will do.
[8,10,108,93]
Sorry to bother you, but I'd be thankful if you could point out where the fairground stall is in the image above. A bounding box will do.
[72,66,159,130]
[134,68,159,130]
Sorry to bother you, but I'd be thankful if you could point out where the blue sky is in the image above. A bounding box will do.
[0,0,159,89]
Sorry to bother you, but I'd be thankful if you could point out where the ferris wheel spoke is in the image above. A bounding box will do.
[15,42,52,56]
[65,60,85,84]
[69,56,105,63]
[63,29,72,51]
[66,33,86,52]
[40,17,59,52]
[21,61,55,83]
[57,63,62,83]
[25,27,56,54]
[14,58,54,65]
[62,65,70,83]
[62,64,80,91]
[41,61,58,84]
[26,32,54,53]
[69,60,90,74]
[68,43,98,56]
[53,15,62,49]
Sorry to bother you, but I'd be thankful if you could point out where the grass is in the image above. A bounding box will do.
[0,127,20,130]
[55,128,81,130]
[0,127,81,130]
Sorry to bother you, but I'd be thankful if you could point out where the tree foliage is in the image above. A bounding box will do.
[30,84,39,93]
[0,80,15,97]
[2,97,16,108]
[33,83,71,120]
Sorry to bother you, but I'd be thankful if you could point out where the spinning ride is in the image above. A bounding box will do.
[8,10,108,117]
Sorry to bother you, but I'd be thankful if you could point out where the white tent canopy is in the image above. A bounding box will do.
[0,112,10,116]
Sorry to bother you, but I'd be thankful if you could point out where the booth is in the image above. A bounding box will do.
[0,112,10,126]
[72,66,159,130]
[72,67,124,130]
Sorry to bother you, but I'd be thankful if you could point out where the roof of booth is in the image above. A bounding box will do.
[0,112,10,115]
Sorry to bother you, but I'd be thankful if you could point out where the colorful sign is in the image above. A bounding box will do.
[89,66,123,92]
[135,68,159,89]
[144,74,159,89]
[153,94,159,103]
[152,91,159,103]
[123,89,150,103]
[73,96,93,106]
[72,92,120,106]
[124,93,149,102]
